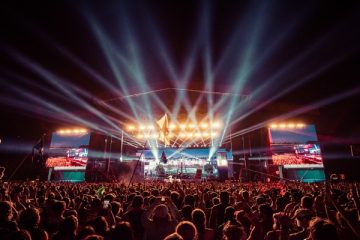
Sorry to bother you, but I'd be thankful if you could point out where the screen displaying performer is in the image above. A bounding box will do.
[268,124,323,166]
[46,131,90,168]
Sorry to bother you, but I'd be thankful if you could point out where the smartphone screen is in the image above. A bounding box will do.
[103,200,110,208]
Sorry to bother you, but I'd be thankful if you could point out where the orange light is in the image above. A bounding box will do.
[296,123,305,128]
[212,121,221,128]
[270,124,278,129]
[279,124,286,129]
[202,132,209,137]
[127,125,135,130]
[180,124,186,129]
[211,132,218,137]
[287,123,295,128]
[169,124,177,129]
[188,124,195,129]
[201,123,208,129]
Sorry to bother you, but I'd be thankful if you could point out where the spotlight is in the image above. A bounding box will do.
[169,124,177,129]
[180,124,186,129]
[202,132,209,137]
[270,124,278,129]
[201,123,208,129]
[186,132,193,138]
[211,132,218,137]
[127,125,135,130]
[279,124,286,129]
[188,124,195,129]
[179,133,186,138]
[58,130,65,134]
[137,134,144,139]
[212,121,221,128]
[65,129,72,134]
[287,123,295,128]
[194,132,201,137]
[147,125,155,130]
[139,125,146,130]
[296,123,305,128]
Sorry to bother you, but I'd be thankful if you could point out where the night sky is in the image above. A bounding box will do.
[1,0,360,151]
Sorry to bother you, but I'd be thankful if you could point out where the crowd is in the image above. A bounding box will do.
[0,178,359,240]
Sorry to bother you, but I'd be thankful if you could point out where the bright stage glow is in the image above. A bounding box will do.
[269,123,306,129]
[296,123,305,128]
[127,125,135,130]
[57,128,88,135]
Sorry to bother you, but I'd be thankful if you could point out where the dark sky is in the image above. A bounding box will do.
[1,0,360,142]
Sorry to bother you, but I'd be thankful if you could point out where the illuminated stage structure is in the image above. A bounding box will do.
[43,89,324,183]
[127,117,233,181]
[45,118,234,182]
[238,122,325,183]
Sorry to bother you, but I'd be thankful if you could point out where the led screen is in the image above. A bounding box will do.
[269,125,323,166]
[140,148,232,178]
[46,132,90,168]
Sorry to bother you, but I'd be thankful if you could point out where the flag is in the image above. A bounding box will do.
[157,113,170,146]
[161,151,167,164]
[32,135,45,164]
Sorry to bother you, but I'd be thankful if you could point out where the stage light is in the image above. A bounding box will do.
[270,124,278,129]
[202,132,209,137]
[194,132,201,137]
[201,123,208,129]
[58,130,65,134]
[279,124,286,129]
[151,133,158,138]
[179,133,186,138]
[211,132,218,137]
[188,124,195,129]
[287,123,295,128]
[127,125,135,130]
[139,125,146,130]
[137,134,144,139]
[65,129,72,134]
[186,132,193,138]
[169,124,177,129]
[168,133,174,138]
[147,125,155,130]
[144,134,150,138]
[212,121,221,128]
[73,129,80,133]
[180,124,186,129]
[296,123,305,128]
[79,129,87,133]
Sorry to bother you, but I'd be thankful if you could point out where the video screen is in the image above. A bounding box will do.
[141,148,226,179]
[269,125,323,166]
[46,132,90,168]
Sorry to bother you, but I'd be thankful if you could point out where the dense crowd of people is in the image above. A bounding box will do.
[0,178,359,240]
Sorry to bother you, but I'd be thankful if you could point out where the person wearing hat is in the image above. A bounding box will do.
[289,208,313,240]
